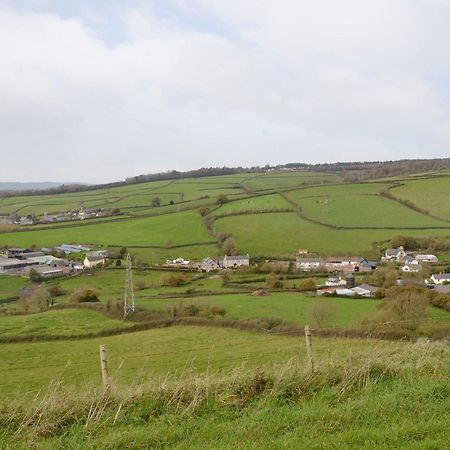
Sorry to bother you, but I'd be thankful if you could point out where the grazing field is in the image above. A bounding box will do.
[285,184,449,228]
[215,193,292,214]
[0,210,213,250]
[0,309,132,338]
[136,292,380,326]
[214,212,450,257]
[389,176,450,221]
[0,275,28,301]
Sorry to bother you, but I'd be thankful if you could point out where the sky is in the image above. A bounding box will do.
[1,0,450,183]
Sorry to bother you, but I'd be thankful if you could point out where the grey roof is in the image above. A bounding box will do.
[432,273,450,281]
[416,254,438,261]
[354,283,379,293]
[225,255,249,260]
[385,248,403,256]
[435,285,450,294]
[0,257,35,267]
[296,258,324,263]
[86,255,106,262]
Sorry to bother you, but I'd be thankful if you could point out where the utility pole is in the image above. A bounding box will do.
[123,253,135,318]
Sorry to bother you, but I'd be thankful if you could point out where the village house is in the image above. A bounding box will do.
[83,255,106,268]
[400,263,423,273]
[325,256,370,273]
[383,246,407,262]
[223,254,250,269]
[295,257,325,271]
[200,257,222,272]
[430,273,450,285]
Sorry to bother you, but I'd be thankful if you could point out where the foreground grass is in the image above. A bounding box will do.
[1,336,448,449]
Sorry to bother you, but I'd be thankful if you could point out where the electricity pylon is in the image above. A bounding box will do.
[124,253,135,318]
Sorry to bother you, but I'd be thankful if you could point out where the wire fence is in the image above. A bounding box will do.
[1,315,447,394]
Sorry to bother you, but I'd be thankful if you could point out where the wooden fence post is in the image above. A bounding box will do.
[99,345,110,389]
[304,325,314,371]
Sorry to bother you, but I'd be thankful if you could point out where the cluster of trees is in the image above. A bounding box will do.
[390,235,450,252]
[166,301,226,318]
[19,284,64,312]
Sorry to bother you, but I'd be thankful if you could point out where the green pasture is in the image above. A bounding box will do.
[0,326,425,396]
[0,210,213,250]
[214,212,450,257]
[0,275,28,301]
[215,193,292,215]
[287,187,449,228]
[0,309,131,338]
[390,177,450,221]
[137,292,380,326]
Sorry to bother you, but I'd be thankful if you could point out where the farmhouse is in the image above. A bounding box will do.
[84,255,106,268]
[200,257,222,272]
[430,273,450,285]
[351,284,379,298]
[384,246,407,262]
[400,263,423,273]
[0,257,36,274]
[325,256,369,272]
[415,254,438,263]
[223,254,250,269]
[295,257,325,271]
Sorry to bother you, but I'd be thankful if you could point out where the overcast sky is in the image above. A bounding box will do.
[1,0,450,183]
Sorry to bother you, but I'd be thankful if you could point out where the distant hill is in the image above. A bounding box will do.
[0,182,73,191]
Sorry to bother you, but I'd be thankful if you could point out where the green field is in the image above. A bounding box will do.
[0,210,213,250]
[0,308,131,338]
[286,183,449,228]
[215,193,292,214]
[0,275,28,301]
[137,292,380,326]
[389,176,450,221]
[214,212,450,257]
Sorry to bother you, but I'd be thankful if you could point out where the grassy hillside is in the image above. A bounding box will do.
[1,327,448,448]
[1,170,449,261]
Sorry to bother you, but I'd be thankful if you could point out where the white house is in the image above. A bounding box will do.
[384,246,407,262]
[430,273,450,285]
[83,255,106,268]
[223,255,250,269]
[400,263,423,273]
[296,258,325,271]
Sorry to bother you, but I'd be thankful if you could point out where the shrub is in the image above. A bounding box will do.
[216,194,229,205]
[47,285,64,298]
[198,207,211,216]
[266,272,283,289]
[298,278,316,291]
[164,274,189,287]
[136,280,146,291]
[70,287,100,303]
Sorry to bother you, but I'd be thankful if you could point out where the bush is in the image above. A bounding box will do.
[308,299,336,328]
[47,285,64,298]
[164,274,190,287]
[198,207,211,216]
[70,287,100,303]
[298,278,316,291]
[216,194,229,205]
[266,272,283,289]
[135,280,146,291]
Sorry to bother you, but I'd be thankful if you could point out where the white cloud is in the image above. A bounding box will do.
[0,1,449,182]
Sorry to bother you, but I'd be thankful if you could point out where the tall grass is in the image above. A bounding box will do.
[1,339,448,447]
